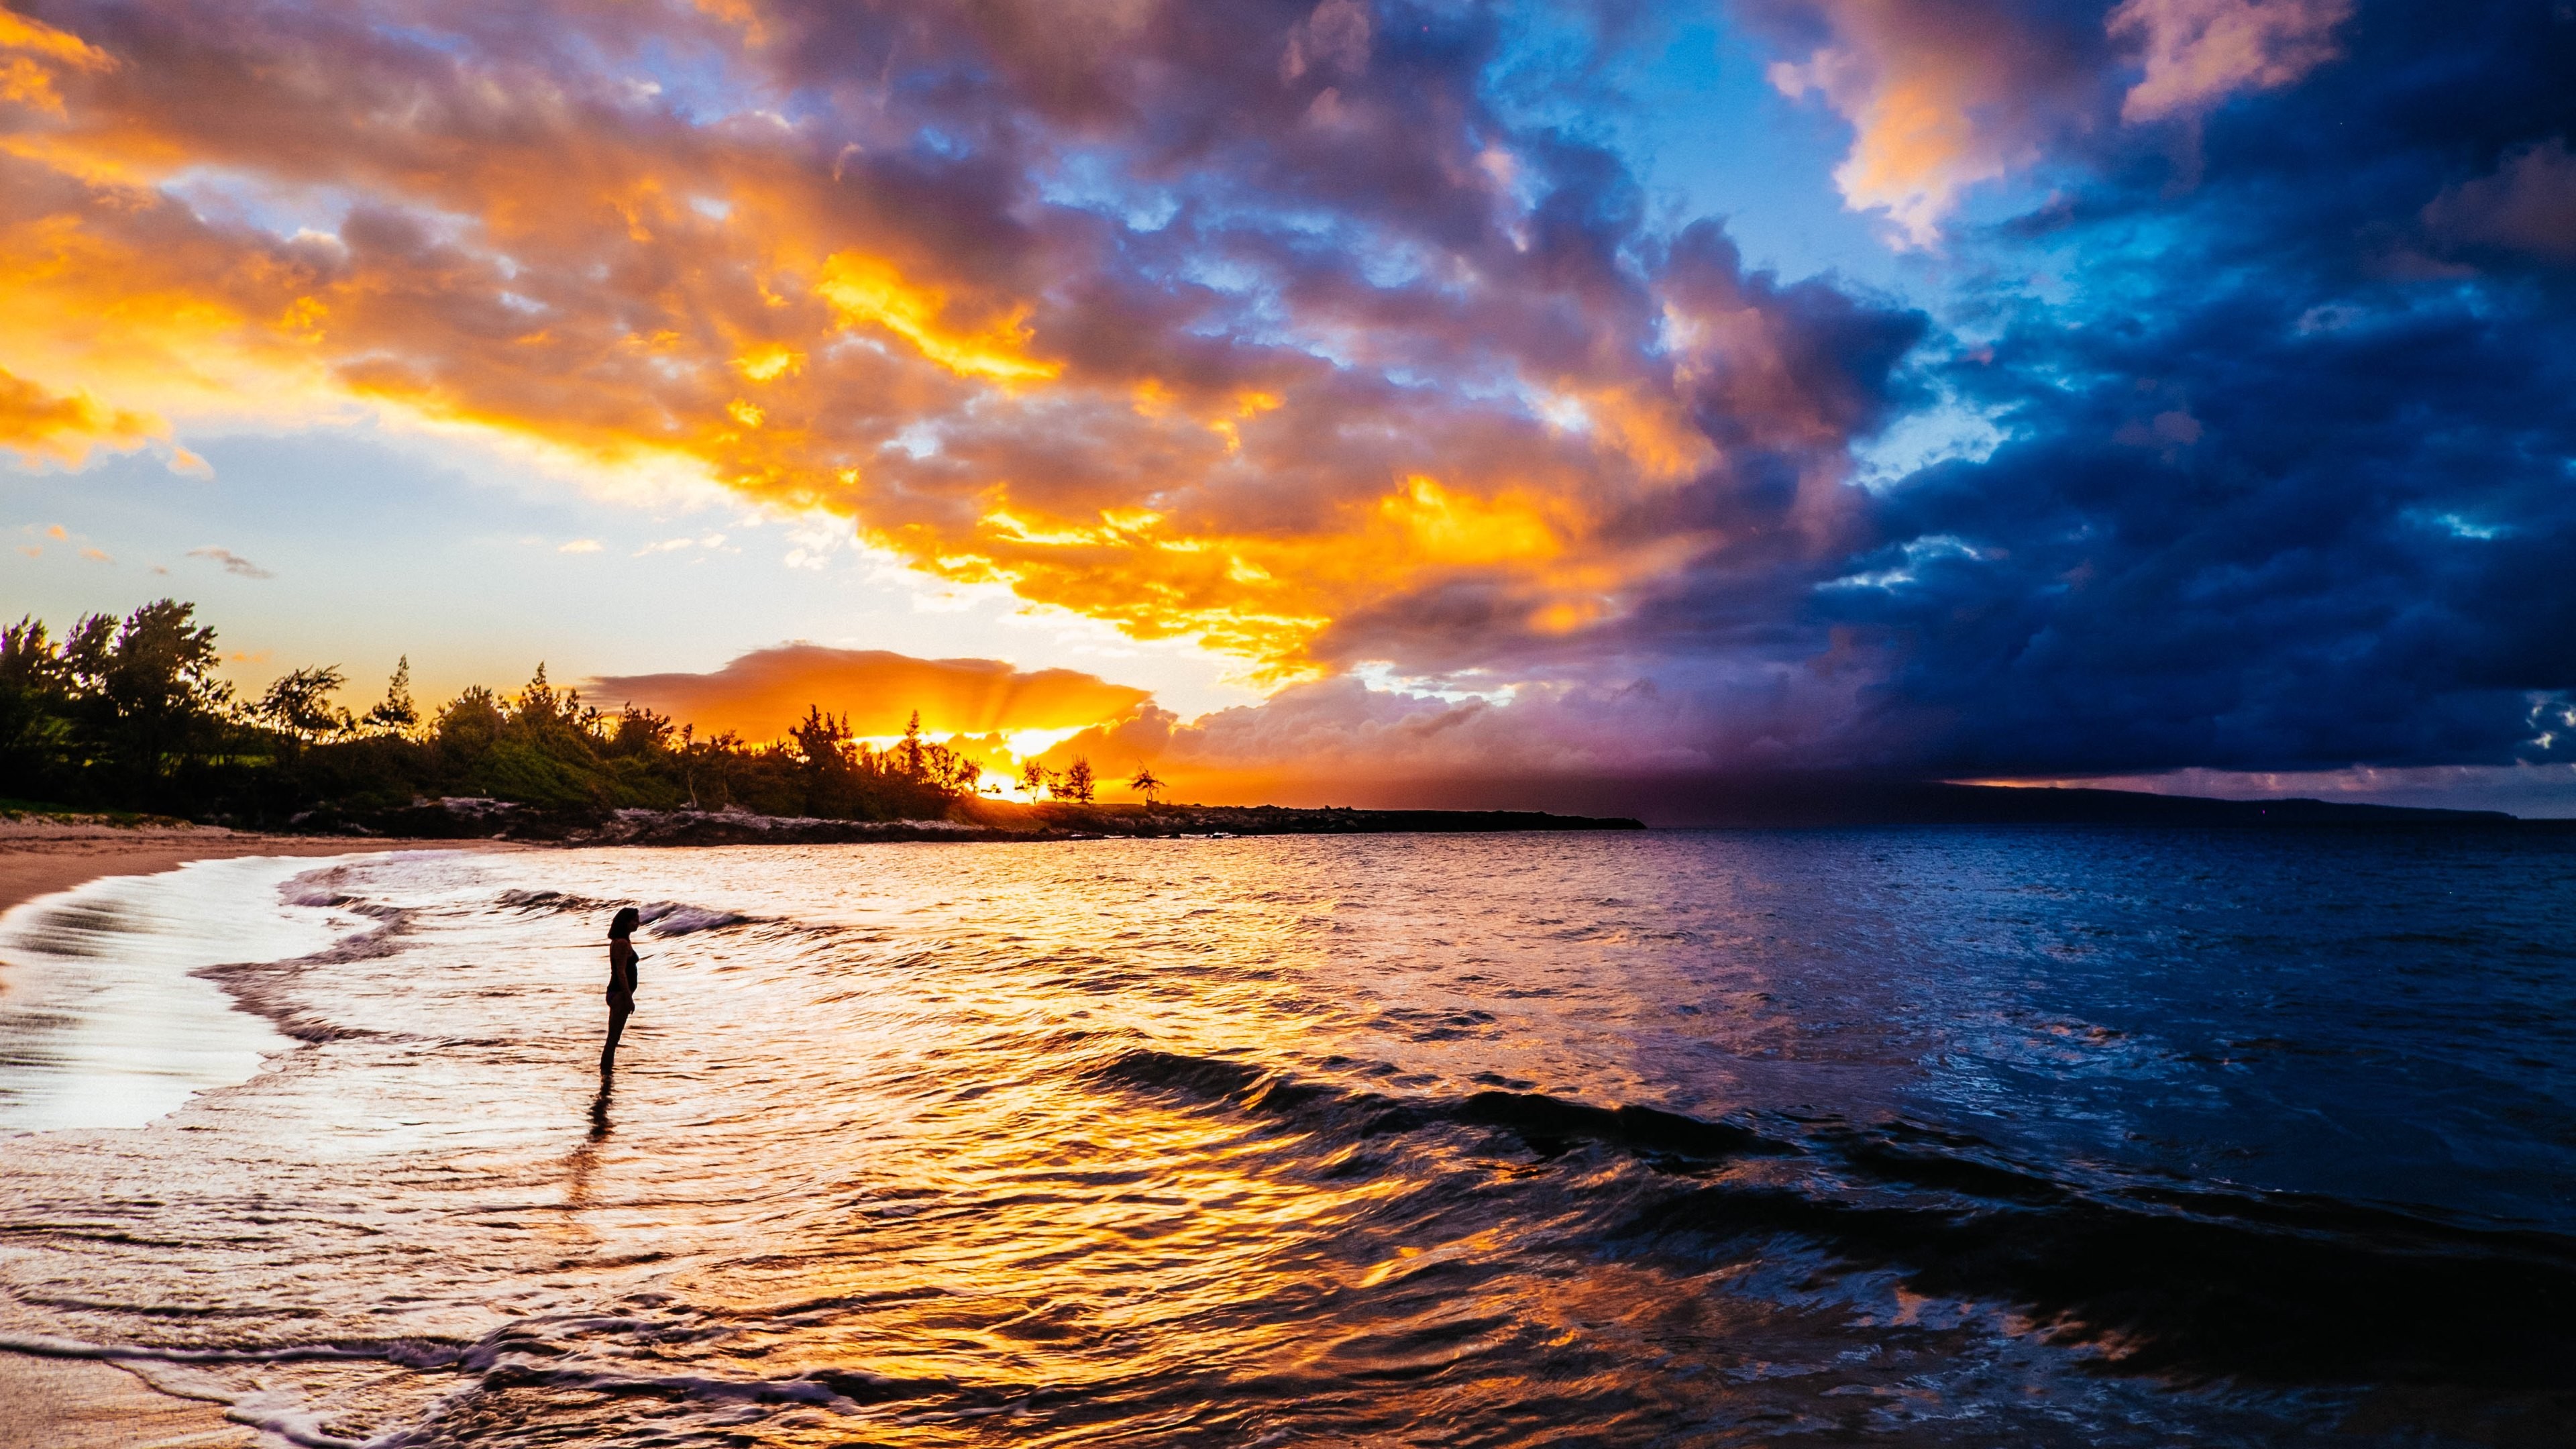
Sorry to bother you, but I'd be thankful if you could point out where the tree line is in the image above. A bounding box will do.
[0,599,1147,825]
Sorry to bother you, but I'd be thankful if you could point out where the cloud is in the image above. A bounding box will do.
[0,0,2569,802]
[1791,4,2576,778]
[187,545,273,578]
[2108,0,2351,123]
[1752,0,2351,239]
[1752,0,2108,243]
[0,0,1915,684]
[2422,138,2576,264]
[0,5,115,115]
[588,643,1154,741]
[1015,657,1911,812]
[1969,763,2576,818]
[557,538,603,553]
[0,366,158,466]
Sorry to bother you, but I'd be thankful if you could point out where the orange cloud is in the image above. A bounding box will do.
[1767,0,2353,240]
[0,2,1914,688]
[0,6,114,117]
[0,364,156,464]
[2108,0,2351,123]
[1765,0,2094,244]
[587,644,1152,742]
[816,252,1059,385]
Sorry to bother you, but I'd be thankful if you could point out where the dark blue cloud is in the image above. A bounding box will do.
[1782,0,2576,775]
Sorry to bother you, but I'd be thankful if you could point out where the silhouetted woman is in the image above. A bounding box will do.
[602,907,640,1072]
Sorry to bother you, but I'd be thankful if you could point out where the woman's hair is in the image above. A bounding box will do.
[608,906,641,939]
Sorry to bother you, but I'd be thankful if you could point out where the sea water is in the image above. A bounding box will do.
[0,830,2569,1446]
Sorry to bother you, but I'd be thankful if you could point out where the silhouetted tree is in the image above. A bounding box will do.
[433,686,506,765]
[0,602,1002,825]
[1062,757,1095,804]
[607,704,675,757]
[363,656,419,736]
[251,665,352,747]
[788,706,854,816]
[1127,765,1164,808]
[61,600,232,798]
[0,616,74,792]
[898,709,926,779]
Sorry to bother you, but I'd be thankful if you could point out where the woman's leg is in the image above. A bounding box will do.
[601,996,631,1070]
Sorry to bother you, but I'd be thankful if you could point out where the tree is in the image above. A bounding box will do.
[1017,757,1054,799]
[0,617,74,791]
[1127,765,1164,808]
[607,704,674,757]
[60,600,231,792]
[511,662,598,739]
[363,656,418,735]
[1061,756,1095,804]
[898,709,926,780]
[252,665,352,747]
[789,706,852,769]
[433,686,506,763]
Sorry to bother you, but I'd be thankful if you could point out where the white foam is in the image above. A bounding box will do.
[636,901,747,935]
[0,853,388,1133]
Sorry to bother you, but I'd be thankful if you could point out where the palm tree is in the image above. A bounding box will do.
[1127,765,1164,809]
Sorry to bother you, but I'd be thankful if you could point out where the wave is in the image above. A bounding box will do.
[494,888,749,935]
[1087,1045,2576,1389]
[170,866,429,1045]
[637,901,747,935]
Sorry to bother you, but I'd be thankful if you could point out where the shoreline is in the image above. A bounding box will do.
[0,1350,254,1449]
[0,818,442,918]
[0,821,447,1448]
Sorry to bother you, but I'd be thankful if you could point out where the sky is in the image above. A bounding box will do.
[3,0,2572,816]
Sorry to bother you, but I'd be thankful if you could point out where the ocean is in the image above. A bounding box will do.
[1,829,2570,1446]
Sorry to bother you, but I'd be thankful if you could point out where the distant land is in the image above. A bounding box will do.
[241,778,2575,844]
[282,797,1648,843]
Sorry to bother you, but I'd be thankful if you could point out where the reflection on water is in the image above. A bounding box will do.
[1,832,2572,1445]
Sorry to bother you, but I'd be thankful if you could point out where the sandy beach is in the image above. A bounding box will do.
[0,820,449,1448]
[0,818,414,916]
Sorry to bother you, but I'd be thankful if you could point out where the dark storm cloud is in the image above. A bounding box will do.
[1790,0,2576,774]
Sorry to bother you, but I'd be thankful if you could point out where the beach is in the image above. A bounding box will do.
[0,819,412,916]
[0,822,443,1449]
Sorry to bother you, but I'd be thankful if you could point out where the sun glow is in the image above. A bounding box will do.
[815,252,1059,385]
[0,0,1807,687]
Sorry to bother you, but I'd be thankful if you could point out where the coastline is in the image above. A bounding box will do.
[0,820,449,1448]
[0,818,437,916]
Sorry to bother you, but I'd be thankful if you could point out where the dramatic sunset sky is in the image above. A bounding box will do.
[4,0,2571,814]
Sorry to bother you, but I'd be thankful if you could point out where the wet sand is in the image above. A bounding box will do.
[0,819,412,916]
[0,820,457,1447]
[0,1353,255,1449]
